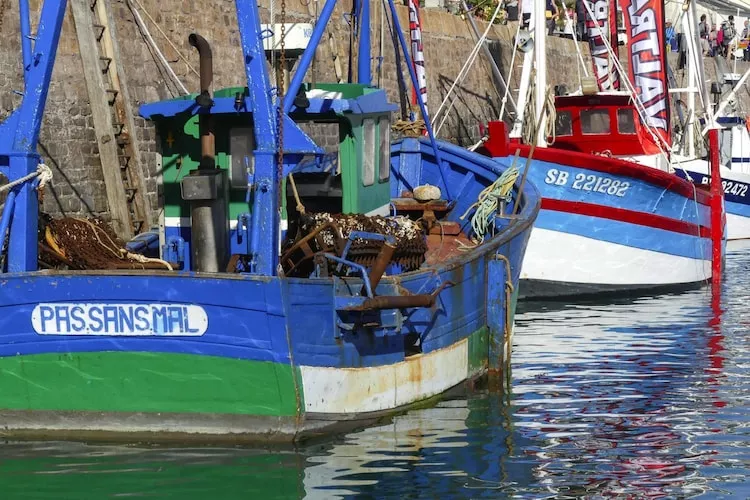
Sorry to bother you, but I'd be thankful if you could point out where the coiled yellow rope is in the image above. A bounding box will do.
[459,164,520,247]
[392,119,426,137]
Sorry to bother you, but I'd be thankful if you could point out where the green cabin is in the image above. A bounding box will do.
[152,83,394,265]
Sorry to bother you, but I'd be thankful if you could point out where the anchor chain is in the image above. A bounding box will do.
[276,0,287,210]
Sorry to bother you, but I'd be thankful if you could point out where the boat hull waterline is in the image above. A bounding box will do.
[491,147,714,299]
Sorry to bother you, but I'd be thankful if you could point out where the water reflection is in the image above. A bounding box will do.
[300,262,748,498]
[0,254,748,499]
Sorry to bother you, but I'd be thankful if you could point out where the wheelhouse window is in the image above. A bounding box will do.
[555,111,573,136]
[580,109,611,135]
[617,108,636,134]
[229,127,256,189]
[362,118,376,186]
[378,117,391,182]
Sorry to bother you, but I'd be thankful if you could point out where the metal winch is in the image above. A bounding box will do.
[281,213,427,278]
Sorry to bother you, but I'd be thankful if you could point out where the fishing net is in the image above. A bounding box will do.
[38,215,170,270]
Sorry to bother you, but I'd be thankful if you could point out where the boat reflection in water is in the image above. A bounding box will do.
[300,282,745,498]
[510,290,727,498]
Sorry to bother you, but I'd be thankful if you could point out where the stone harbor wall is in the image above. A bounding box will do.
[1,0,748,228]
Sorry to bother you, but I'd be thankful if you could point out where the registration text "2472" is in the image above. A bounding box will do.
[544,169,630,197]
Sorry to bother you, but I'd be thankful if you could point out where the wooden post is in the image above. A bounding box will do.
[97,0,152,229]
[71,0,133,239]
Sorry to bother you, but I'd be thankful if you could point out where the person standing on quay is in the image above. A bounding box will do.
[698,14,710,56]
[521,0,559,35]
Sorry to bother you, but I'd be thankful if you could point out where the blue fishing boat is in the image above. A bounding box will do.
[0,0,538,443]
[480,0,724,299]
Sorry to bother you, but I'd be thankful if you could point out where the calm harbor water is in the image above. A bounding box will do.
[2,249,749,498]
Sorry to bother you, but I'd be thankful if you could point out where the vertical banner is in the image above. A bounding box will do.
[618,0,671,149]
[584,0,620,91]
[408,0,428,119]
[608,0,620,83]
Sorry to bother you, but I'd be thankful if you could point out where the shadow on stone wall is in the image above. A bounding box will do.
[38,141,96,217]
[434,74,500,145]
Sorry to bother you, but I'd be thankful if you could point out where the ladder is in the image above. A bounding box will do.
[71,0,151,240]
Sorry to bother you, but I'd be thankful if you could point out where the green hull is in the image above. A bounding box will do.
[0,327,496,445]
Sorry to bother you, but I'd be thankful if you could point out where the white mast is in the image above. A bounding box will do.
[682,2,698,157]
[510,0,547,148]
[510,17,535,138]
[534,0,547,147]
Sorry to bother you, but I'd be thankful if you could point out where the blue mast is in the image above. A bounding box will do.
[19,0,33,81]
[236,0,283,276]
[357,0,371,85]
[282,0,339,115]
[0,0,68,272]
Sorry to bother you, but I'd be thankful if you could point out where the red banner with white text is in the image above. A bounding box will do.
[618,0,671,151]
[584,0,620,91]
[608,0,620,68]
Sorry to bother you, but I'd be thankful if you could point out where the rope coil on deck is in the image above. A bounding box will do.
[458,164,520,247]
[392,119,426,137]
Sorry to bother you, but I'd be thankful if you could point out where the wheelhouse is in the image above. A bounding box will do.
[551,94,662,157]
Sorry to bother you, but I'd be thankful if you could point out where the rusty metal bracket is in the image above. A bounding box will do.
[491,252,514,341]
[322,253,375,297]
[342,280,454,312]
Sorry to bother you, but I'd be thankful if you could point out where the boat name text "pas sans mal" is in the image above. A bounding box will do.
[31,303,209,336]
[544,169,631,197]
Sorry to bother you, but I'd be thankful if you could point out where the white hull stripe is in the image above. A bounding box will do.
[521,227,711,286]
[300,339,469,414]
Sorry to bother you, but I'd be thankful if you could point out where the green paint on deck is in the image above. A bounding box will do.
[0,352,300,416]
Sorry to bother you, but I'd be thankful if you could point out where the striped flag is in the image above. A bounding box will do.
[408,0,428,120]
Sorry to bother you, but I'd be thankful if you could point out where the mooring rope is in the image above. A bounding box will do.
[0,163,53,194]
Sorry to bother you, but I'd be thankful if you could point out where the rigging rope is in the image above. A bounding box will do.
[521,75,556,146]
[127,0,189,95]
[499,20,524,122]
[432,0,504,128]
[287,173,306,215]
[128,0,200,78]
[581,1,673,168]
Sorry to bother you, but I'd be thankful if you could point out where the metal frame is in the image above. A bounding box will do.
[0,0,447,277]
[0,0,68,272]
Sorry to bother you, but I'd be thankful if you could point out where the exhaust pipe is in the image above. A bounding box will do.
[188,33,215,169]
[181,33,227,273]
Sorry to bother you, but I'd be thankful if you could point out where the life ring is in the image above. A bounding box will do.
[745,116,750,134]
